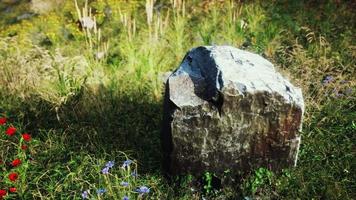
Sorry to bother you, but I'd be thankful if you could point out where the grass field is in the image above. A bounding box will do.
[0,0,355,199]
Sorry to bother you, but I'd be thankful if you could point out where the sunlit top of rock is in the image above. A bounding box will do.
[168,46,304,110]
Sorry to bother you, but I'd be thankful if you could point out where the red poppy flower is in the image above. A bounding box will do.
[5,127,16,136]
[11,159,21,167]
[9,187,16,193]
[0,189,6,196]
[21,145,28,150]
[22,133,31,142]
[0,117,6,125]
[8,173,18,182]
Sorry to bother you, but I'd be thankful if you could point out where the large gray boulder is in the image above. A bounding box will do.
[162,46,304,176]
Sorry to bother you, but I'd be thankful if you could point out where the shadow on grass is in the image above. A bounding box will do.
[0,84,164,173]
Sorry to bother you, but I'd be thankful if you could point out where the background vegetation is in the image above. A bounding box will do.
[0,0,355,199]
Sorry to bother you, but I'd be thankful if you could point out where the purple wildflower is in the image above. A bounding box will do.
[136,186,150,194]
[96,188,107,195]
[81,190,89,199]
[101,166,110,174]
[122,160,133,168]
[131,170,138,177]
[123,196,129,200]
[322,75,333,85]
[121,181,129,187]
[105,161,115,168]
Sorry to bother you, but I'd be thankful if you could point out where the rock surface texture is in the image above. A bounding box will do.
[162,46,304,176]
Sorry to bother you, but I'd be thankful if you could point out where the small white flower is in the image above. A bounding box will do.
[96,51,105,60]
[240,19,247,29]
[82,17,95,29]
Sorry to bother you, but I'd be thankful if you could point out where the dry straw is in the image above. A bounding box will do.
[74,0,109,60]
